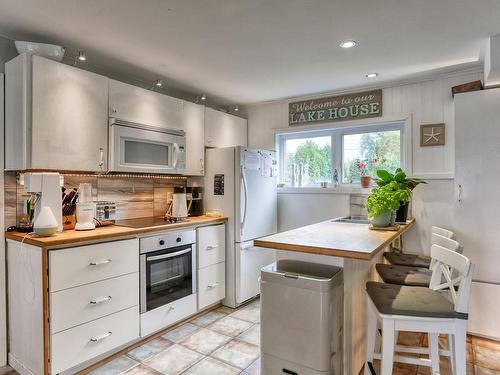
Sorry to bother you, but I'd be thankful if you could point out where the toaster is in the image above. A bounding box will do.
[95,201,116,226]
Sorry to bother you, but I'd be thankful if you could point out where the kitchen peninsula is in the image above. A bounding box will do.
[254,218,415,375]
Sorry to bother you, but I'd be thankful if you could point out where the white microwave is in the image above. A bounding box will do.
[109,119,186,174]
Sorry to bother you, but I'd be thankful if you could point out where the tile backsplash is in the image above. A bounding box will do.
[4,172,190,229]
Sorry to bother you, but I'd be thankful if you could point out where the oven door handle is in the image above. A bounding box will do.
[146,247,192,262]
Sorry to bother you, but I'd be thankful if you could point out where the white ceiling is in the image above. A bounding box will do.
[0,0,499,105]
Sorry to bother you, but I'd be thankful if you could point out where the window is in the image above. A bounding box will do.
[342,129,401,184]
[282,135,332,186]
[277,122,404,187]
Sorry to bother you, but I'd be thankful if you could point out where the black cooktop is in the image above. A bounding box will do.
[115,217,190,228]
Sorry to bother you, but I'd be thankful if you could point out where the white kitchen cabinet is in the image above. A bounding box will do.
[109,79,184,131]
[7,238,140,375]
[198,263,226,310]
[183,102,205,176]
[196,224,226,309]
[49,238,139,292]
[51,306,139,374]
[197,224,226,268]
[454,88,500,340]
[5,54,108,171]
[205,107,247,148]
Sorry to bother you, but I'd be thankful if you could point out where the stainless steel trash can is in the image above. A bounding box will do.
[260,260,343,375]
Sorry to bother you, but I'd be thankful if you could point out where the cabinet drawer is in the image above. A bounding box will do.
[51,306,139,374]
[49,238,139,292]
[50,272,139,334]
[198,262,226,309]
[140,294,197,337]
[198,224,225,268]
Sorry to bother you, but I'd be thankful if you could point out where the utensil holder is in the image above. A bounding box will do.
[63,214,76,230]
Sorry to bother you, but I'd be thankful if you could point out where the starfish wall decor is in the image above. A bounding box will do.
[420,123,445,146]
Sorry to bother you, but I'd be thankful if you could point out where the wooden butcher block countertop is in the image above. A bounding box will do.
[5,215,227,249]
[254,218,415,260]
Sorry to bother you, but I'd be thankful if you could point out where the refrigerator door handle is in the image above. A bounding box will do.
[241,165,248,234]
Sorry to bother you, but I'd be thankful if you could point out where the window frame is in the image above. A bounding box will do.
[277,120,407,187]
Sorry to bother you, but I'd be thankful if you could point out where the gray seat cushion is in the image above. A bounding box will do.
[376,264,431,287]
[366,281,467,320]
[384,252,431,268]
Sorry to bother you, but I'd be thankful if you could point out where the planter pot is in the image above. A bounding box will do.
[396,202,409,222]
[370,210,393,227]
[360,176,371,188]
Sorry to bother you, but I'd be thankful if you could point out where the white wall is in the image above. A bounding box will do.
[245,69,482,253]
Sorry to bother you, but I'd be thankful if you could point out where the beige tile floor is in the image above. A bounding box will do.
[1,298,499,374]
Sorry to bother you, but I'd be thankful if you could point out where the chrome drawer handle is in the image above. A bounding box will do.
[206,245,217,251]
[90,296,112,305]
[90,331,112,343]
[89,259,112,266]
[207,282,219,290]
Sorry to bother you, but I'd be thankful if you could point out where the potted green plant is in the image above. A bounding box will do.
[365,182,403,227]
[374,168,426,222]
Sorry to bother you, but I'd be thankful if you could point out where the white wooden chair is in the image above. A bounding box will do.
[377,234,462,287]
[384,226,455,268]
[365,244,474,375]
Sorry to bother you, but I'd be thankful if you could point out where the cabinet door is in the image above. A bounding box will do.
[184,102,205,176]
[31,56,108,171]
[109,79,184,131]
[205,107,247,148]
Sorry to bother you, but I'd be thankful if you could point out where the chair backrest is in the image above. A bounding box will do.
[431,233,461,252]
[431,226,455,240]
[429,244,474,314]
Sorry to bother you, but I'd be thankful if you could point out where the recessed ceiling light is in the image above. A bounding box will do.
[154,79,163,87]
[77,50,86,61]
[200,94,207,101]
[339,40,357,49]
[365,73,379,78]
[233,105,239,112]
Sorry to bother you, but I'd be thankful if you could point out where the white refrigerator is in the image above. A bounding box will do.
[205,146,277,308]
[455,88,500,340]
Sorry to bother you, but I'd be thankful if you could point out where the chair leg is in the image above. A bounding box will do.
[429,333,440,375]
[365,303,377,375]
[453,321,467,375]
[381,319,395,375]
[449,333,456,375]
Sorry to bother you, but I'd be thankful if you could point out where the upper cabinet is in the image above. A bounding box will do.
[183,102,205,176]
[5,54,109,172]
[109,80,184,131]
[205,107,247,148]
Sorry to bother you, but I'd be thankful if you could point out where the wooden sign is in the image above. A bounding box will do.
[420,123,445,146]
[289,89,383,125]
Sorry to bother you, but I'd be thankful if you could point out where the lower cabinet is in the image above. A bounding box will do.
[197,224,226,309]
[51,306,139,374]
[7,224,227,375]
[6,239,140,375]
[198,262,226,309]
[140,294,197,338]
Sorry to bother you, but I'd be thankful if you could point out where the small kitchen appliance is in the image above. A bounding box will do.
[24,172,63,232]
[186,187,203,216]
[139,230,197,336]
[33,206,59,236]
[75,183,96,231]
[109,119,186,174]
[171,192,189,219]
[95,201,116,226]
